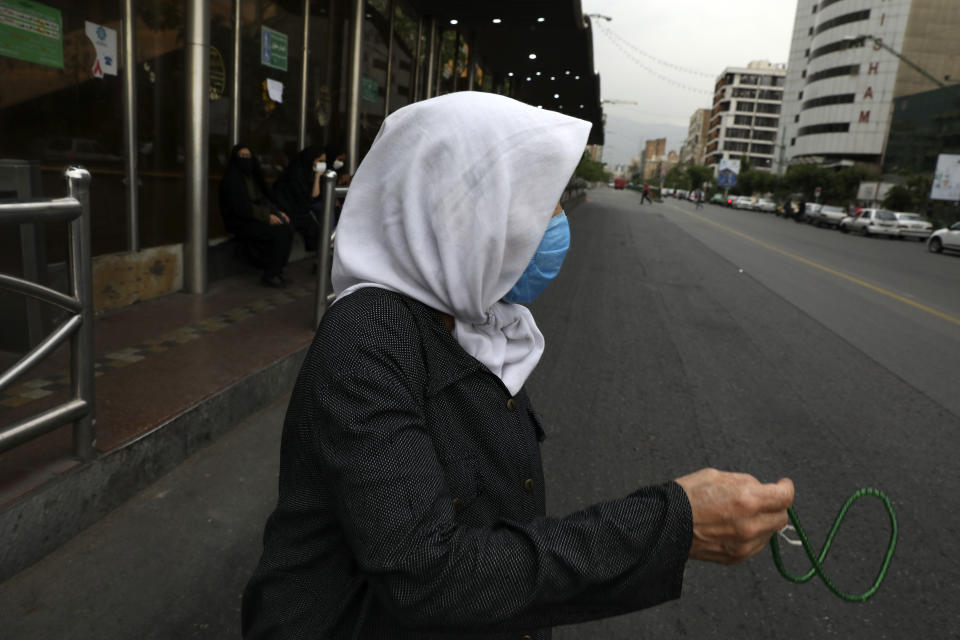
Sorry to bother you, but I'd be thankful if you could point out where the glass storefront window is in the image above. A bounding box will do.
[238,1,304,180]
[0,0,125,257]
[390,1,419,113]
[306,1,351,151]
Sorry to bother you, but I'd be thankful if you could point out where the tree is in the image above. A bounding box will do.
[664,164,690,190]
[882,185,914,211]
[687,165,714,192]
[574,153,610,183]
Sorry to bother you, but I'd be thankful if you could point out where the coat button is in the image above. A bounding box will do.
[523,478,534,492]
[506,398,517,411]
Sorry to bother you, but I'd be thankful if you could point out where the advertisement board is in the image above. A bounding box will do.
[931,154,960,202]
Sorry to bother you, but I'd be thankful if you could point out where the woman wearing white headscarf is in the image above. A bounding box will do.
[243,93,793,639]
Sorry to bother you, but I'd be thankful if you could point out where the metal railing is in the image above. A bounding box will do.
[0,167,96,459]
[313,171,348,329]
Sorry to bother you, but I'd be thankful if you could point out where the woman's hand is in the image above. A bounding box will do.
[675,468,794,564]
[269,214,283,225]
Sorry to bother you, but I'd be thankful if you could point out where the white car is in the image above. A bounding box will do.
[894,212,933,241]
[927,221,960,253]
[732,196,755,210]
[811,204,847,228]
[838,208,899,237]
[754,198,777,213]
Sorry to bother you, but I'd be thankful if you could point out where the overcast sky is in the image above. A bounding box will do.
[581,0,798,166]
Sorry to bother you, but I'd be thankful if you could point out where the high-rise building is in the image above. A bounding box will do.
[640,138,667,180]
[705,61,787,173]
[776,0,960,173]
[680,108,711,165]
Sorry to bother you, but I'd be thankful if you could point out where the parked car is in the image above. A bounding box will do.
[894,212,933,241]
[927,221,960,253]
[810,204,847,228]
[732,196,755,210]
[754,198,777,213]
[709,193,726,205]
[839,208,899,237]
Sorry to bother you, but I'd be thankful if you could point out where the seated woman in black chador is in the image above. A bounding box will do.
[219,144,294,288]
[273,146,326,252]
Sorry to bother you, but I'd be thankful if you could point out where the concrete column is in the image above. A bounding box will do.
[184,0,210,294]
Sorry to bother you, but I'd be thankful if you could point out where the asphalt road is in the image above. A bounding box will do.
[2,188,959,638]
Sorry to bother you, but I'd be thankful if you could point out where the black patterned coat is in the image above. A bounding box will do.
[242,287,693,639]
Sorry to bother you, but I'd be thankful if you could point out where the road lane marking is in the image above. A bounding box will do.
[663,202,960,328]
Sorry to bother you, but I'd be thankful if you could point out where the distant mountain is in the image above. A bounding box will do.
[598,113,689,168]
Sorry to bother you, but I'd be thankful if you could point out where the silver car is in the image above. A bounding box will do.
[894,212,933,241]
[811,205,846,228]
[839,209,899,237]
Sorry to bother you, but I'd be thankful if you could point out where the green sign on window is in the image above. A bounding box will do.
[260,25,287,71]
[0,0,63,68]
[361,76,379,103]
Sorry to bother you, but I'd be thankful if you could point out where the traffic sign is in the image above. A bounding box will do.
[718,169,737,188]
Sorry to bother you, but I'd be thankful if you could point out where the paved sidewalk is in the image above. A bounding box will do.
[0,393,287,639]
[0,258,317,581]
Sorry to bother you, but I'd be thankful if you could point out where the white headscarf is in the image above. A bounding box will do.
[331,92,591,395]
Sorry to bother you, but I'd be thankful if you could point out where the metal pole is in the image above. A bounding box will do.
[298,0,311,149]
[66,167,95,460]
[466,38,476,91]
[424,17,437,99]
[314,171,338,329]
[451,26,459,92]
[230,0,241,147]
[383,0,396,117]
[412,17,423,101]
[121,0,139,253]
[346,0,364,174]
[185,0,210,294]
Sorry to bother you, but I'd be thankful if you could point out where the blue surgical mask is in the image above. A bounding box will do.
[503,211,570,304]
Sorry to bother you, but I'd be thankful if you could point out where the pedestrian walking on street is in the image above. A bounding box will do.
[640,182,653,205]
[242,92,794,640]
[695,190,704,209]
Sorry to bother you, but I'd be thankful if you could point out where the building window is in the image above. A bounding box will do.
[732,88,757,98]
[755,116,779,128]
[740,74,760,86]
[820,0,846,9]
[723,141,749,152]
[756,103,781,114]
[795,114,800,123]
[752,130,777,141]
[802,70,807,78]
[758,90,783,100]
[736,102,756,112]
[734,115,754,126]
[791,137,797,146]
[726,128,752,139]
[806,64,860,84]
[802,93,856,110]
[814,9,871,35]
[799,91,804,100]
[798,122,851,136]
[810,36,865,61]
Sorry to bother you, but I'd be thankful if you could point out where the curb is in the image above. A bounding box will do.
[0,346,308,583]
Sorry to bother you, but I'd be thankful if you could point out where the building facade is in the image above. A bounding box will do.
[640,137,666,180]
[680,108,710,165]
[776,0,960,173]
[0,0,604,310]
[705,61,786,173]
